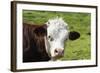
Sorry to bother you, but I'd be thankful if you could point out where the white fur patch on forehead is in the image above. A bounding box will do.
[46,17,68,28]
[46,17,69,40]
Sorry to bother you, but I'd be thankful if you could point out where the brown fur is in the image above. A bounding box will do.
[23,23,50,62]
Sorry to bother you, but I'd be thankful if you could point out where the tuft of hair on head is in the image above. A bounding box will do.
[52,16,63,22]
[55,16,68,27]
[46,16,68,27]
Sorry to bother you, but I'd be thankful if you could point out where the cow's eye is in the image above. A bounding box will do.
[48,22,50,24]
[48,36,54,41]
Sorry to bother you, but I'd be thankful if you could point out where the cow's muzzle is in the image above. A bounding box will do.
[54,48,64,57]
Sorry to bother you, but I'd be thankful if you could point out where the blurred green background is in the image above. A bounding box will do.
[23,10,91,60]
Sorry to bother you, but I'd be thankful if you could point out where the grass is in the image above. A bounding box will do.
[23,10,91,61]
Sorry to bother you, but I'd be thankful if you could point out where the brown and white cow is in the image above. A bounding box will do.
[23,17,80,62]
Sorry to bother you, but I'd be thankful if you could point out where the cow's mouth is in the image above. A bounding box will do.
[51,54,64,61]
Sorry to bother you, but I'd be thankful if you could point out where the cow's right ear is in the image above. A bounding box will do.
[69,31,80,40]
[34,26,47,36]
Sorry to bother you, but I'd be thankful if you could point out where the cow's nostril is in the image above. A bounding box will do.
[55,49,58,53]
[62,50,64,54]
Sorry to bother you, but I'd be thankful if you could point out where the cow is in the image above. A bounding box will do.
[23,17,80,62]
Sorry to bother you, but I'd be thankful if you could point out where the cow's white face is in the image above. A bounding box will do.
[45,17,69,60]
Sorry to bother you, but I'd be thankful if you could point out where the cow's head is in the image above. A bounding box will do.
[45,17,80,61]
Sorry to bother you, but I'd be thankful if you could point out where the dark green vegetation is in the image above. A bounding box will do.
[23,10,91,60]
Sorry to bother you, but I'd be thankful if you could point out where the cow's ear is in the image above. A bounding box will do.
[34,26,47,36]
[69,31,80,40]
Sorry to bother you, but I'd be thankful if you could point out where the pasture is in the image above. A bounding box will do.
[23,10,91,60]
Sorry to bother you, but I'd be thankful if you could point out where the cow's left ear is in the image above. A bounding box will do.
[69,31,80,40]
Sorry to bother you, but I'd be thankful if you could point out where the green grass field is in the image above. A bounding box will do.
[23,10,91,61]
